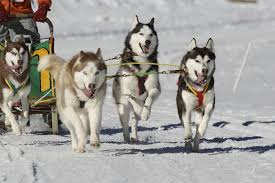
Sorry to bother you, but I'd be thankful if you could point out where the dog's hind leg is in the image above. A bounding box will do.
[117,104,130,143]
[176,92,185,128]
[1,103,21,135]
[130,113,140,144]
[20,94,30,127]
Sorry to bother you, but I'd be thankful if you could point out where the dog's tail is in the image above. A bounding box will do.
[38,54,66,80]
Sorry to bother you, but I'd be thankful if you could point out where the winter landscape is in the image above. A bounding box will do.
[1,0,275,182]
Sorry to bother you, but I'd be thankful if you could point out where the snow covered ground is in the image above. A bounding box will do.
[1,0,275,182]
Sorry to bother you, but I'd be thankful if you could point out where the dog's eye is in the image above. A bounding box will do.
[149,34,153,37]
[95,71,99,75]
[21,51,26,55]
[207,60,211,63]
[83,71,88,75]
[139,33,144,36]
[195,60,200,63]
[11,51,17,56]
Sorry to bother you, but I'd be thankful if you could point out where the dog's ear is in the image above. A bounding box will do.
[149,17,155,26]
[13,35,25,43]
[131,15,140,30]
[96,48,103,61]
[188,38,197,52]
[206,38,215,53]
[79,50,86,58]
[4,33,11,47]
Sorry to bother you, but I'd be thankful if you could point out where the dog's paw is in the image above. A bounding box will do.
[184,138,193,154]
[91,142,100,148]
[90,137,100,148]
[72,143,78,152]
[4,120,11,127]
[20,117,30,127]
[76,146,86,153]
[140,106,151,121]
[130,138,140,144]
[193,136,201,153]
[13,126,22,136]
[124,137,131,144]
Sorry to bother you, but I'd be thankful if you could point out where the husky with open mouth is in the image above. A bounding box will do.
[38,49,107,153]
[0,35,31,135]
[177,38,216,153]
[113,16,161,143]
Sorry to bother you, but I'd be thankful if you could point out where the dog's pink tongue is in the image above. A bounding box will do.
[197,74,206,84]
[144,46,150,53]
[83,88,94,98]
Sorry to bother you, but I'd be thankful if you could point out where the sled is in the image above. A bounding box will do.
[0,17,59,134]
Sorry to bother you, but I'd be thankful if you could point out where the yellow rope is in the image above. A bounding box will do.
[185,81,210,96]
[31,97,56,107]
[5,79,14,92]
[107,62,181,69]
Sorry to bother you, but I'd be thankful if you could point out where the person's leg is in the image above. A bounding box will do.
[7,18,40,45]
[0,24,8,43]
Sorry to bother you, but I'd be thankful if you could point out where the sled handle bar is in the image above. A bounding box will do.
[8,14,54,36]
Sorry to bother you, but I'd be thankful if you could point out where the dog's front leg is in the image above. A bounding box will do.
[20,95,30,127]
[140,88,160,121]
[88,104,102,148]
[1,102,21,135]
[182,109,192,153]
[66,107,87,153]
[193,104,214,152]
[4,101,13,127]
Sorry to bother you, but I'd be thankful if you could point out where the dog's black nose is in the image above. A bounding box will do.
[88,83,95,89]
[145,40,151,45]
[202,69,208,75]
[18,60,23,65]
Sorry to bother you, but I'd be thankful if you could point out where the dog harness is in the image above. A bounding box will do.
[5,78,30,96]
[178,79,210,110]
[128,68,148,95]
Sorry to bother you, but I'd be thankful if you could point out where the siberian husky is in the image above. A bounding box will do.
[0,35,31,135]
[113,16,161,143]
[176,38,216,152]
[38,49,107,153]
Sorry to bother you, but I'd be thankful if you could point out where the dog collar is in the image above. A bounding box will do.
[178,79,210,110]
[5,78,30,96]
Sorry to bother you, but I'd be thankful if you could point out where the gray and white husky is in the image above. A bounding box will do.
[0,35,31,135]
[113,16,161,143]
[38,49,107,153]
[177,38,216,152]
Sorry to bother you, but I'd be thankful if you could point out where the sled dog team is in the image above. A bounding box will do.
[0,16,216,153]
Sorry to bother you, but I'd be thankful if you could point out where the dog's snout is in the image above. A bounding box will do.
[88,83,95,89]
[18,60,23,65]
[202,69,208,75]
[145,40,151,45]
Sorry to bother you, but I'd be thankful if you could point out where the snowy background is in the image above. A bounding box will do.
[1,0,275,182]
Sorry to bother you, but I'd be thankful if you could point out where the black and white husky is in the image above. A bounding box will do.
[0,35,31,135]
[177,38,216,152]
[113,16,161,143]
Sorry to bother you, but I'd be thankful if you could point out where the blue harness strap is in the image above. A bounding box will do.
[5,78,30,96]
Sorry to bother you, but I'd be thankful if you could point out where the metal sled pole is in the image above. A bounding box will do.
[51,106,59,135]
